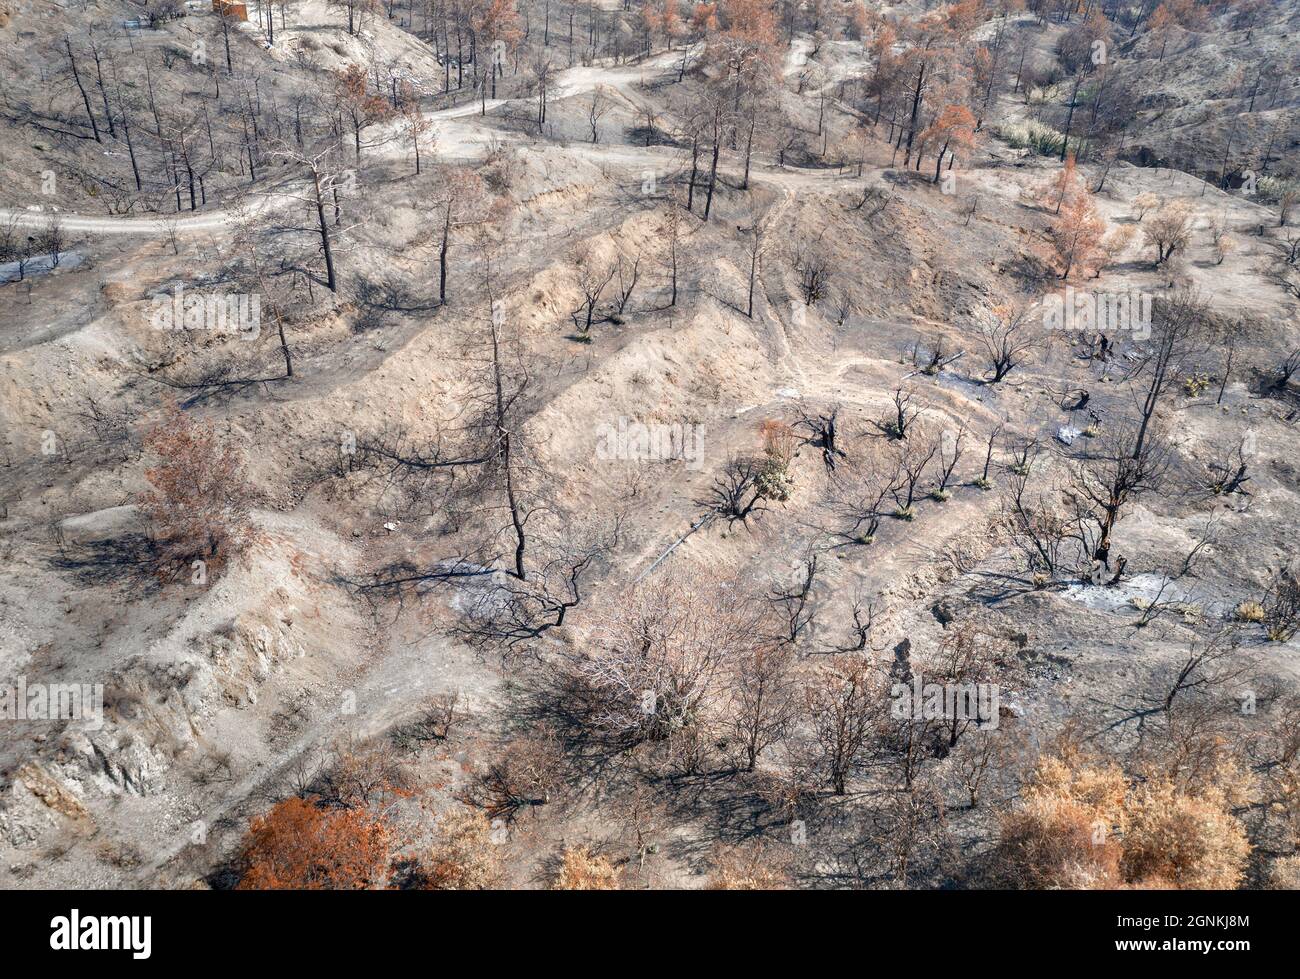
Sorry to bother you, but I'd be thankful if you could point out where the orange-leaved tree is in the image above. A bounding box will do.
[237,797,393,889]
[1051,192,1105,280]
[138,400,253,578]
[470,0,524,105]
[1146,4,1174,60]
[1045,156,1104,279]
[920,103,976,183]
[1047,152,1080,215]
[335,64,394,162]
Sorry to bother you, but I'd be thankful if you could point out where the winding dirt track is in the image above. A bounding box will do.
[0,48,873,238]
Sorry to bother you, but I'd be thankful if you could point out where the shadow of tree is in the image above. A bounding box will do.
[49,533,162,593]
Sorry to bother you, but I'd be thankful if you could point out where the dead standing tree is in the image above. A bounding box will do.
[231,204,299,379]
[62,35,102,142]
[820,457,900,549]
[933,425,967,498]
[874,386,923,440]
[890,427,939,518]
[703,455,768,525]
[767,554,820,647]
[568,243,619,338]
[467,275,538,582]
[455,526,620,652]
[268,139,351,293]
[975,305,1040,384]
[357,271,544,596]
[587,88,612,143]
[1066,418,1170,572]
[1125,291,1212,463]
[433,166,490,305]
[738,212,770,319]
[794,403,847,472]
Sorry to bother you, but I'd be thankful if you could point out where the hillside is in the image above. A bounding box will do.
[1,0,1299,892]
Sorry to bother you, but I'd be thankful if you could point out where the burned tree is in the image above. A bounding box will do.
[820,446,901,548]
[568,244,618,338]
[874,386,923,440]
[804,655,884,795]
[932,425,966,499]
[1126,291,1212,462]
[703,455,768,525]
[767,554,820,647]
[793,403,847,472]
[268,140,350,293]
[434,166,490,305]
[729,638,797,773]
[975,306,1039,384]
[1067,418,1170,570]
[891,428,939,519]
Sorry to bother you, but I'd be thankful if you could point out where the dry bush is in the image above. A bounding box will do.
[1236,695,1300,859]
[706,842,791,890]
[760,420,796,464]
[419,691,460,739]
[615,783,669,880]
[996,751,1127,889]
[755,750,820,826]
[803,655,886,795]
[1235,600,1266,623]
[419,807,506,890]
[757,419,798,501]
[1266,855,1300,890]
[1135,705,1256,811]
[1262,566,1300,642]
[237,797,392,890]
[268,689,313,742]
[138,400,253,577]
[470,727,565,819]
[794,241,833,306]
[1121,777,1249,889]
[868,784,950,887]
[392,691,461,751]
[997,737,1251,889]
[951,729,1007,809]
[317,736,413,809]
[553,847,620,890]
[1211,227,1237,265]
[574,569,757,756]
[95,840,145,870]
[192,746,235,786]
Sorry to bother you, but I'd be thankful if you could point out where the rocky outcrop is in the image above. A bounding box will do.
[0,762,92,848]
